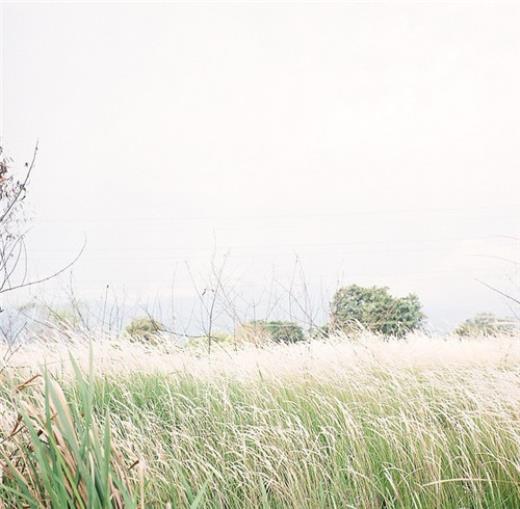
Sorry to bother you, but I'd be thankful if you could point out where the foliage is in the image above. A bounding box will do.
[330,284,424,337]
[125,317,166,343]
[4,338,520,507]
[45,361,520,508]
[455,312,516,337]
[309,324,330,340]
[0,362,138,507]
[238,320,305,344]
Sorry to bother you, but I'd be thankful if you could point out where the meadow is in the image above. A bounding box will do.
[2,333,520,508]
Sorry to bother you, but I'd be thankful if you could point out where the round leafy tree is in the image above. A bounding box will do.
[330,284,424,338]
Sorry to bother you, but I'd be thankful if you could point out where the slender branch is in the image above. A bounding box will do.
[0,236,86,295]
[0,143,38,225]
[476,279,520,306]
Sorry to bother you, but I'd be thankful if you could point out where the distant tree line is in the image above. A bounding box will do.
[125,282,518,347]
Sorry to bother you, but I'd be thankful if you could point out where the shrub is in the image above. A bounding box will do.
[237,320,305,345]
[264,321,305,343]
[125,317,166,343]
[309,324,330,340]
[186,331,234,349]
[330,284,424,338]
[455,312,516,337]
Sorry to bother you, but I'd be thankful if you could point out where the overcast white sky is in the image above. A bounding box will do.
[1,1,520,330]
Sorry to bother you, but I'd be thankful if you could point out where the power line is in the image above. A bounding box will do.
[31,203,520,225]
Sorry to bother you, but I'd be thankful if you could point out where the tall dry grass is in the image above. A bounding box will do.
[1,333,520,507]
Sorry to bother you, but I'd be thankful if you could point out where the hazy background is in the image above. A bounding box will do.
[1,1,520,332]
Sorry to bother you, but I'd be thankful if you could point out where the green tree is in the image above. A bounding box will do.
[330,284,424,338]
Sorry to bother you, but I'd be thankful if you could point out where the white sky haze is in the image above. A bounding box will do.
[2,1,520,330]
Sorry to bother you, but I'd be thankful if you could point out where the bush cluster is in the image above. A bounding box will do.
[455,312,516,337]
[237,320,305,345]
[329,284,424,338]
[123,287,518,347]
[125,317,166,343]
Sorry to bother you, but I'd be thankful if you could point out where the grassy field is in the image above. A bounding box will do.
[2,334,520,508]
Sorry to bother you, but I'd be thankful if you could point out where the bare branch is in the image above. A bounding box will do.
[0,142,38,225]
[0,236,86,296]
[476,279,520,306]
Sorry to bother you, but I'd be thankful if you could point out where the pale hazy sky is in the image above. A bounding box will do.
[2,1,520,330]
